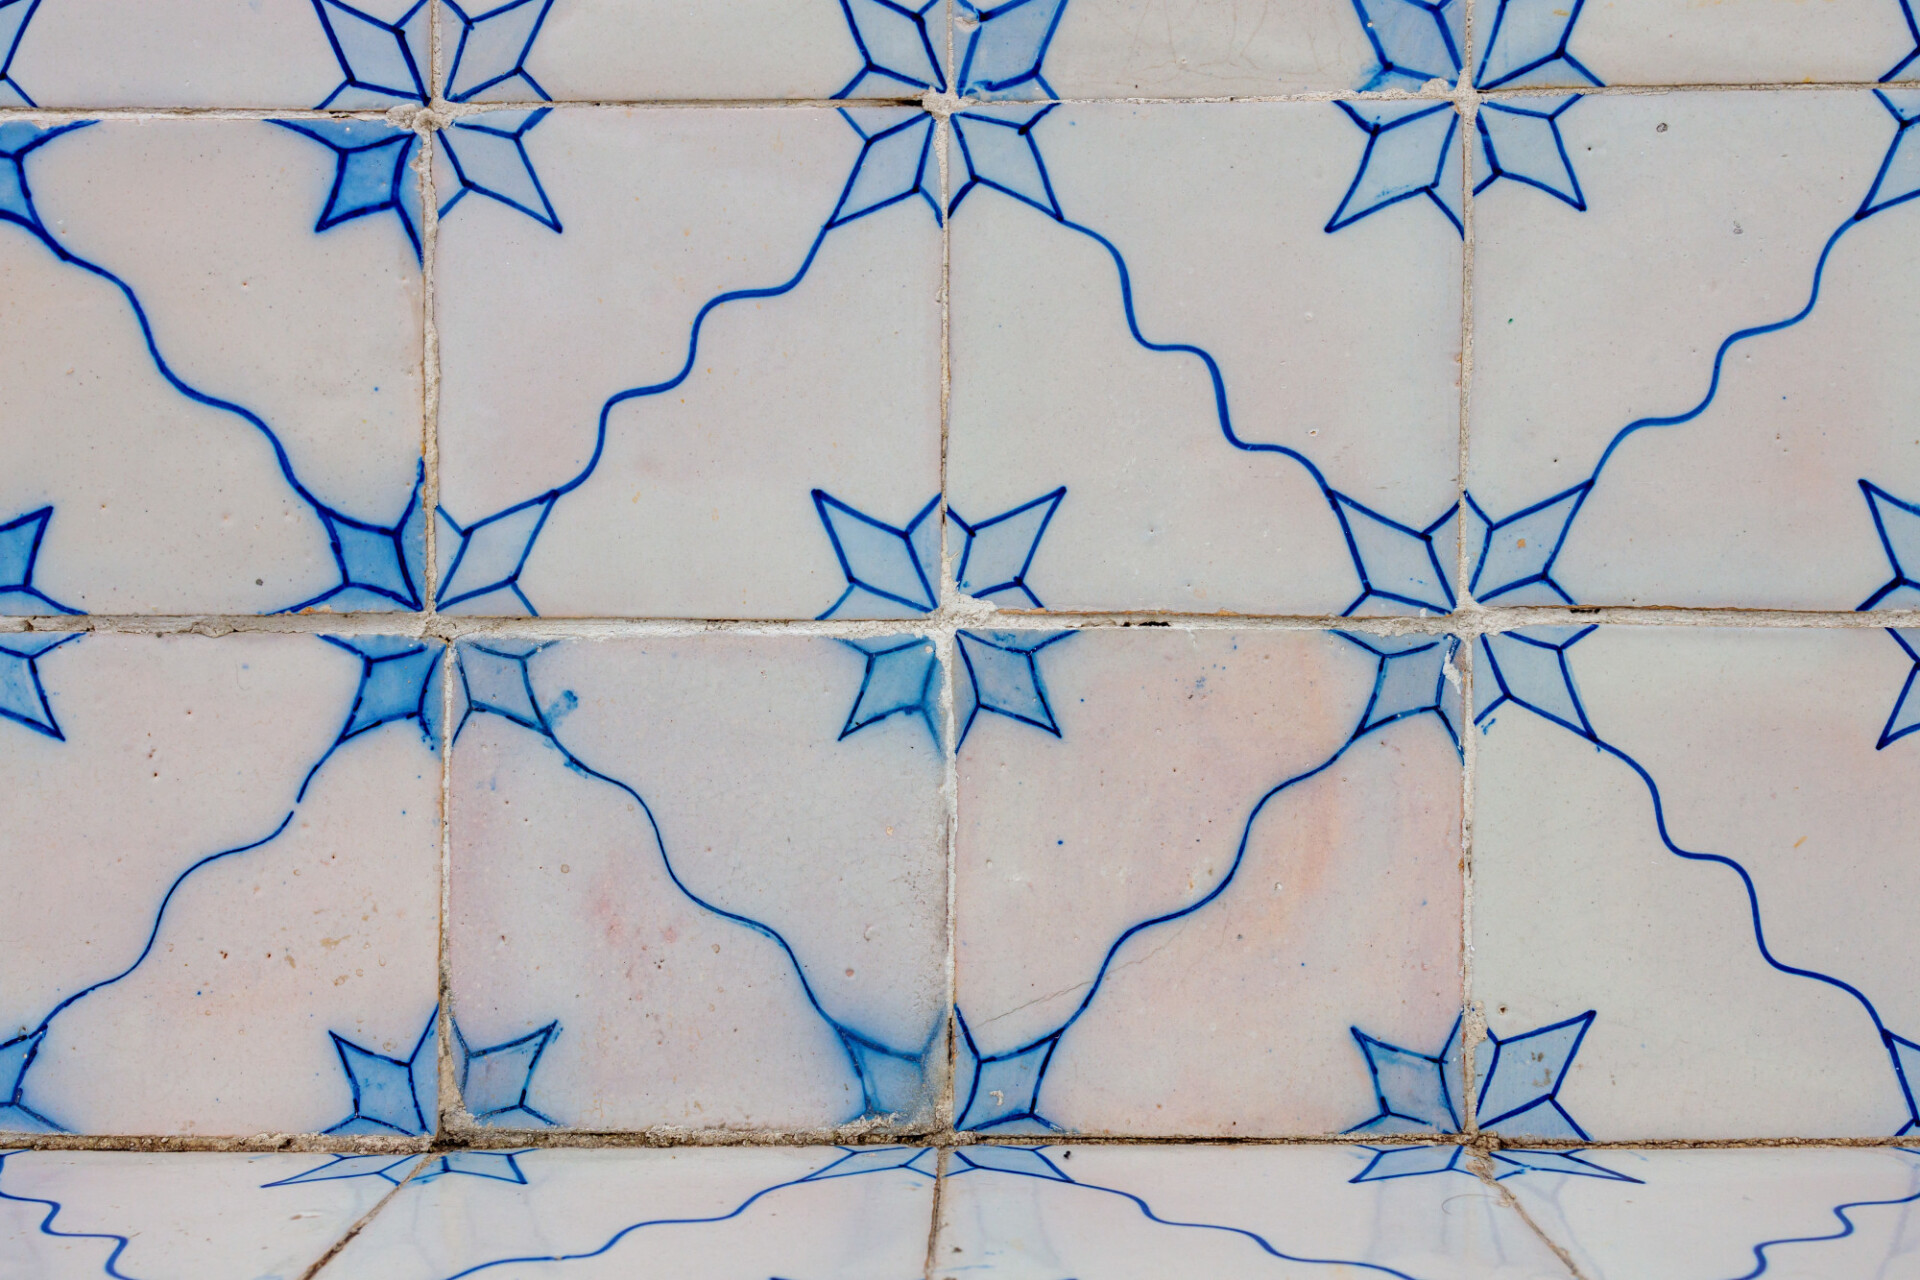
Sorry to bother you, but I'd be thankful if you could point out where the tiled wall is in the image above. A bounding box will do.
[2,0,1918,1276]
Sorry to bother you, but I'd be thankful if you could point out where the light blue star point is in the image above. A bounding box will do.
[261,1154,422,1188]
[0,1029,63,1133]
[950,106,1062,219]
[1348,1016,1465,1134]
[1465,486,1585,605]
[831,108,941,228]
[1476,626,1597,739]
[312,0,432,108]
[326,1010,439,1136]
[0,0,43,107]
[1338,632,1462,750]
[1862,91,1920,218]
[1877,630,1920,750]
[0,506,79,615]
[272,119,424,258]
[1334,494,1458,614]
[1475,97,1589,210]
[954,630,1072,748]
[316,635,444,774]
[814,490,942,619]
[839,636,941,744]
[952,488,1065,608]
[0,632,80,740]
[0,120,92,237]
[438,108,562,231]
[956,1012,1060,1132]
[455,640,554,737]
[841,1030,935,1120]
[442,0,554,103]
[435,498,555,616]
[835,0,946,98]
[1474,0,1602,88]
[1348,0,1464,89]
[956,0,1069,98]
[1860,480,1920,610]
[1327,101,1464,235]
[1476,1010,1596,1138]
[456,1021,559,1127]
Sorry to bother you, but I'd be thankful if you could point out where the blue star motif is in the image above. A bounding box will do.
[954,630,1073,749]
[952,488,1065,608]
[1876,630,1920,750]
[261,1154,423,1187]
[1326,101,1463,236]
[281,469,428,613]
[443,0,554,102]
[838,636,940,744]
[455,1019,559,1127]
[302,635,444,799]
[0,0,40,107]
[1464,487,1585,605]
[262,1150,535,1188]
[1476,97,1588,210]
[834,0,946,98]
[327,1009,439,1136]
[807,1146,939,1180]
[1349,1015,1465,1134]
[0,632,79,740]
[813,491,942,619]
[1475,0,1601,89]
[1476,625,1598,740]
[417,1150,534,1182]
[839,1028,937,1120]
[1889,4,1919,82]
[1860,480,1920,610]
[435,496,558,616]
[951,106,1062,219]
[1331,493,1458,614]
[1351,1143,1635,1181]
[1476,1010,1597,1138]
[956,0,1069,98]
[955,1010,1060,1132]
[952,1146,1069,1178]
[1,120,88,238]
[1863,91,1920,219]
[0,1028,60,1132]
[292,0,560,258]
[0,507,78,615]
[1338,633,1463,751]
[831,109,941,228]
[1348,0,1464,90]
[453,640,556,740]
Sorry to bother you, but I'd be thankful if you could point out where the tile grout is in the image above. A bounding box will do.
[1456,0,1485,1139]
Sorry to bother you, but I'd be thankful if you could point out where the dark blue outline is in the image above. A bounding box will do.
[1327,100,1463,235]
[0,1150,144,1279]
[952,628,1073,749]
[1481,625,1920,1135]
[1859,480,1920,611]
[1889,0,1920,81]
[436,1146,936,1278]
[1347,0,1463,90]
[837,636,940,743]
[1474,0,1601,89]
[956,630,1463,1129]
[437,109,563,231]
[310,0,430,107]
[1476,1009,1596,1135]
[812,491,941,618]
[327,1008,438,1136]
[956,0,1069,98]
[1873,629,1920,750]
[0,632,81,739]
[1349,1014,1463,1132]
[0,0,44,106]
[1475,96,1588,210]
[951,105,1064,219]
[261,1152,424,1188]
[455,1018,560,1126]
[952,486,1066,607]
[1722,1173,1920,1279]
[2,122,428,614]
[442,0,555,102]
[270,118,425,260]
[832,0,947,99]
[453,642,936,1121]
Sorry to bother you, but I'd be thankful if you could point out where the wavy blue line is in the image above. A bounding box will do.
[0,1151,145,1279]
[966,1152,1427,1280]
[435,1150,874,1279]
[478,652,929,1109]
[1722,1181,1920,1279]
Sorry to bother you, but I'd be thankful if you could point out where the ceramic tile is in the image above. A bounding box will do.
[446,634,948,1131]
[1506,1147,1920,1280]
[932,1143,1576,1278]
[1499,0,1919,87]
[1,118,426,616]
[312,1145,937,1278]
[0,1149,405,1280]
[1,632,443,1136]
[1471,625,1920,1140]
[432,105,943,618]
[948,101,1463,615]
[1466,89,1920,609]
[952,627,1464,1136]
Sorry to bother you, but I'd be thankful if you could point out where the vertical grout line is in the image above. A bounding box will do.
[1485,1174,1594,1280]
[923,1146,951,1280]
[297,1153,432,1280]
[934,91,961,1137]
[1457,0,1485,1141]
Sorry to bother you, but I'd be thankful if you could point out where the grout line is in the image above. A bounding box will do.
[934,83,962,1136]
[296,1151,430,1280]
[0,76,1915,124]
[923,1147,950,1280]
[1479,1162,1594,1280]
[1456,0,1483,1138]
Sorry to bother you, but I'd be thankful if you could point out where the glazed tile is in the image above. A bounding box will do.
[0,1149,406,1280]
[1,118,426,616]
[933,1143,1576,1278]
[1467,89,1920,609]
[947,101,1463,615]
[1471,625,1920,1139]
[446,635,948,1131]
[313,1145,937,1278]
[1506,1147,1920,1280]
[953,627,1464,1136]
[432,106,943,618]
[1,633,443,1136]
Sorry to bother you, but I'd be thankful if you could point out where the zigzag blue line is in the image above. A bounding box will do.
[1722,1176,1920,1279]
[435,1149,909,1279]
[961,1149,1426,1280]
[464,651,927,1111]
[0,1151,145,1279]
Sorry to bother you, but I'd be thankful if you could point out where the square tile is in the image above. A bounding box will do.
[1506,1147,1920,1280]
[1470,625,1920,1139]
[446,635,948,1131]
[948,101,1463,615]
[1,632,442,1136]
[314,1146,937,1278]
[953,627,1464,1135]
[933,1143,1575,1279]
[432,106,943,618]
[1466,89,1920,609]
[1,118,426,615]
[0,1149,398,1279]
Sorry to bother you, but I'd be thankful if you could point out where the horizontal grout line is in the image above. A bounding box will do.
[2,605,1916,641]
[0,76,1914,124]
